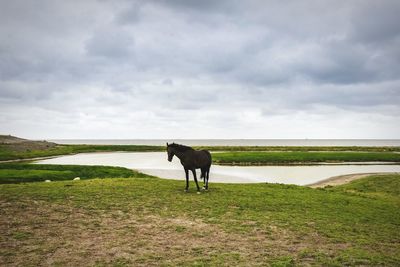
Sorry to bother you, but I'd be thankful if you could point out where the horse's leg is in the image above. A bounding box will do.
[191,169,201,193]
[205,167,210,190]
[184,167,189,192]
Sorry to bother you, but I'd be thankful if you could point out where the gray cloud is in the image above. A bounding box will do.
[0,0,399,139]
[349,0,400,44]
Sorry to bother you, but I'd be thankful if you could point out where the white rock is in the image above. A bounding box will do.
[44,180,51,182]
[73,177,80,181]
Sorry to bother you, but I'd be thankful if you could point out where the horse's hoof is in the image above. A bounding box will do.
[184,189,189,193]
[197,191,201,195]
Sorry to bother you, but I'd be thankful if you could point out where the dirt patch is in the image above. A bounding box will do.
[0,199,347,266]
[0,141,57,153]
[308,172,400,188]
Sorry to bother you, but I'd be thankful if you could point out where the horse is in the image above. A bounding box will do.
[166,142,211,193]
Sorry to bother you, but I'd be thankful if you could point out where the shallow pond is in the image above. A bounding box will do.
[35,152,400,185]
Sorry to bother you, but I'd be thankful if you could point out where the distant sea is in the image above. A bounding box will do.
[49,139,400,147]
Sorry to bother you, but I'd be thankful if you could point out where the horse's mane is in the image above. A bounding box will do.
[169,143,194,152]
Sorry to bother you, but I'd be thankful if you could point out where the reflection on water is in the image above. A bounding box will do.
[35,152,400,185]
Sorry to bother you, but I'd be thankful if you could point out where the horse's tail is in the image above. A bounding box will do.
[200,150,212,180]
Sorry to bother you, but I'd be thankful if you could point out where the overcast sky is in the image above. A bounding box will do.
[0,0,399,139]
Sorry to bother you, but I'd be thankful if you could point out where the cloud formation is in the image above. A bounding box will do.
[0,0,399,139]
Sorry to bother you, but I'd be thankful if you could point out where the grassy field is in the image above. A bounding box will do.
[0,164,152,184]
[1,136,399,264]
[1,173,399,266]
[213,151,400,165]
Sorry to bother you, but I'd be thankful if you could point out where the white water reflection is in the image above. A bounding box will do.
[35,152,400,186]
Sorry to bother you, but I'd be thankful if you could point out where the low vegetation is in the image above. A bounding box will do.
[0,164,151,184]
[1,173,399,266]
[213,151,400,165]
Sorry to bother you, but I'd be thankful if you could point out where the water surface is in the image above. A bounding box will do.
[35,152,400,185]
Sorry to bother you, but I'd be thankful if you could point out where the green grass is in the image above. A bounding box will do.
[0,169,76,183]
[1,173,399,266]
[213,151,400,165]
[2,140,399,265]
[0,163,152,184]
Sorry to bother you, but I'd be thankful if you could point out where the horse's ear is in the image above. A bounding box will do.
[166,142,169,146]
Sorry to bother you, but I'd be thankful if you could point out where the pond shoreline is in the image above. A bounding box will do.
[2,151,400,187]
[3,151,399,166]
[33,152,400,186]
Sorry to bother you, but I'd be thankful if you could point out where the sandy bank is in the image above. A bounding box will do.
[308,172,400,188]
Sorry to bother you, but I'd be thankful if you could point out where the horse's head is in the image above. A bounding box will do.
[166,142,174,162]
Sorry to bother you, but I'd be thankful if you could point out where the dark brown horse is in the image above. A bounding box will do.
[166,143,211,193]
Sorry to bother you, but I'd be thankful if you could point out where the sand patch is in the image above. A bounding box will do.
[308,172,400,188]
